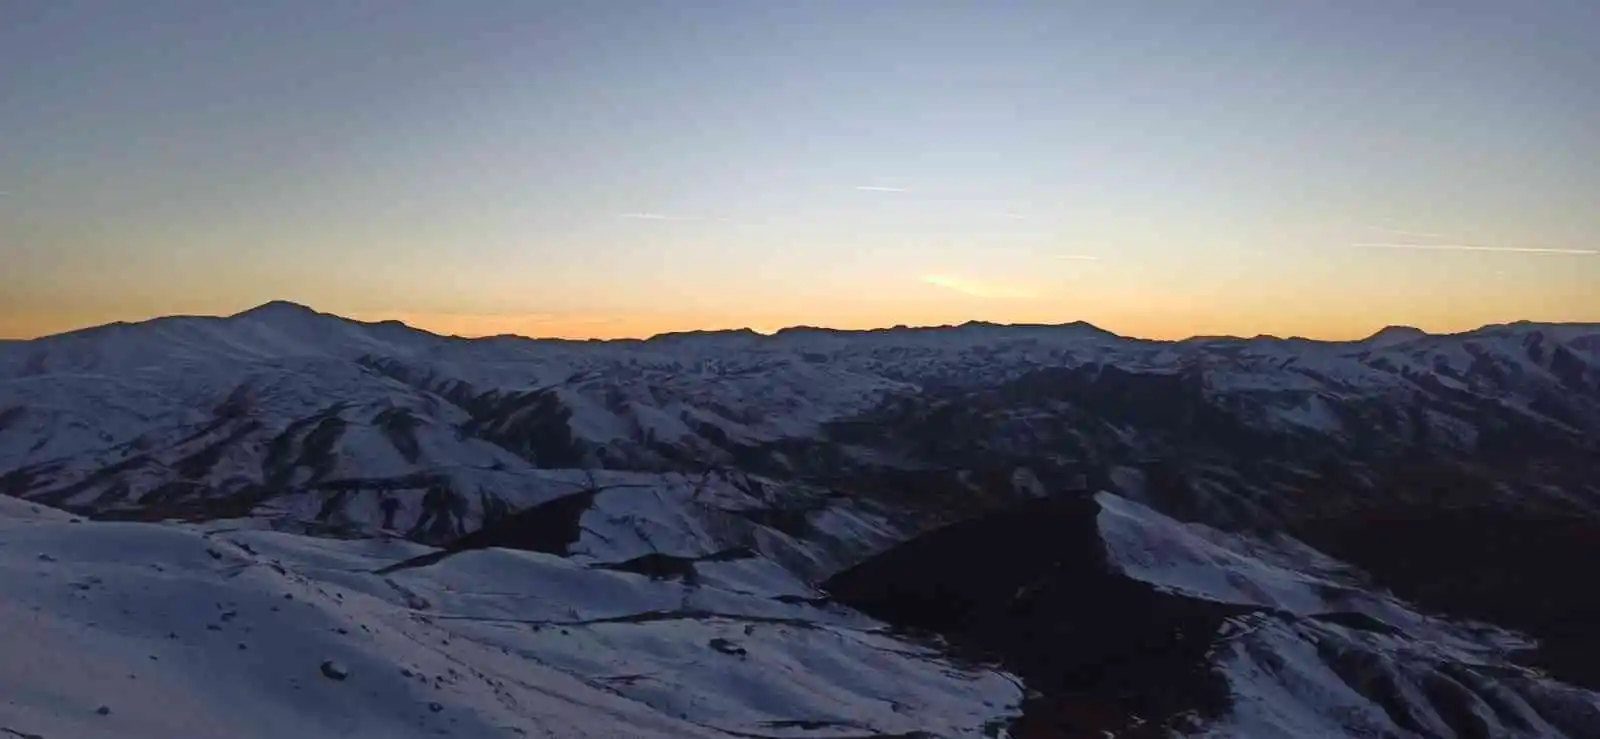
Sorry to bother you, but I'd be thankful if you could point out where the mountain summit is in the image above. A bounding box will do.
[1363,324,1429,346]
[230,299,324,319]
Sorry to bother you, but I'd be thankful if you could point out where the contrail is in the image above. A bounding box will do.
[855,186,908,192]
[1054,254,1100,261]
[1352,242,1598,255]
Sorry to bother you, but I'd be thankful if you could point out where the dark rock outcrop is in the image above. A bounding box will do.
[825,493,1252,737]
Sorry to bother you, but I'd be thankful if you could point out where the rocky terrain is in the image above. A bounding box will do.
[2,301,1598,737]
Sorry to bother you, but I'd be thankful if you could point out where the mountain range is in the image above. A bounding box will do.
[3,301,1599,738]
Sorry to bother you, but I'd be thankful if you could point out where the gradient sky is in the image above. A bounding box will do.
[3,1,1597,340]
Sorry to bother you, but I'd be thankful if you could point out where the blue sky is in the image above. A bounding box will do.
[3,1,1596,339]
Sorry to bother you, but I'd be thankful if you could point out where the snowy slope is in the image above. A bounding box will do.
[826,489,1600,737]
[0,500,1018,739]
[3,302,1595,538]
[1093,491,1596,738]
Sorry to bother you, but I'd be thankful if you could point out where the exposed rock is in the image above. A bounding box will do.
[319,660,349,681]
[708,638,747,657]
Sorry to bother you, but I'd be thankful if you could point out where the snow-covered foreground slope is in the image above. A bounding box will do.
[0,500,1019,739]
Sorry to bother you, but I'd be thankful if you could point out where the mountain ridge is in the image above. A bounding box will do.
[14,299,1599,347]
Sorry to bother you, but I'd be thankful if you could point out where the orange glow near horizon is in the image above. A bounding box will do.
[5,3,1597,349]
[4,285,1595,345]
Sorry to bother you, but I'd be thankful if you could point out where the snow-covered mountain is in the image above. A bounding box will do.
[3,302,1599,737]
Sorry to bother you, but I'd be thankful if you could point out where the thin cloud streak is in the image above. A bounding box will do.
[1352,242,1598,256]
[855,186,908,192]
[617,213,769,228]
[617,213,702,221]
[1054,254,1100,261]
[914,197,1024,204]
[920,275,1038,299]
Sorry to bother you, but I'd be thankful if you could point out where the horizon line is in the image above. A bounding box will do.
[5,300,1594,346]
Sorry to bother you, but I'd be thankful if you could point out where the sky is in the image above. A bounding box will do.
[2,1,1597,341]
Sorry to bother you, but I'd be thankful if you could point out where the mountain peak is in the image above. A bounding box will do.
[1364,325,1428,346]
[645,327,763,343]
[231,300,323,319]
[951,319,1116,337]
